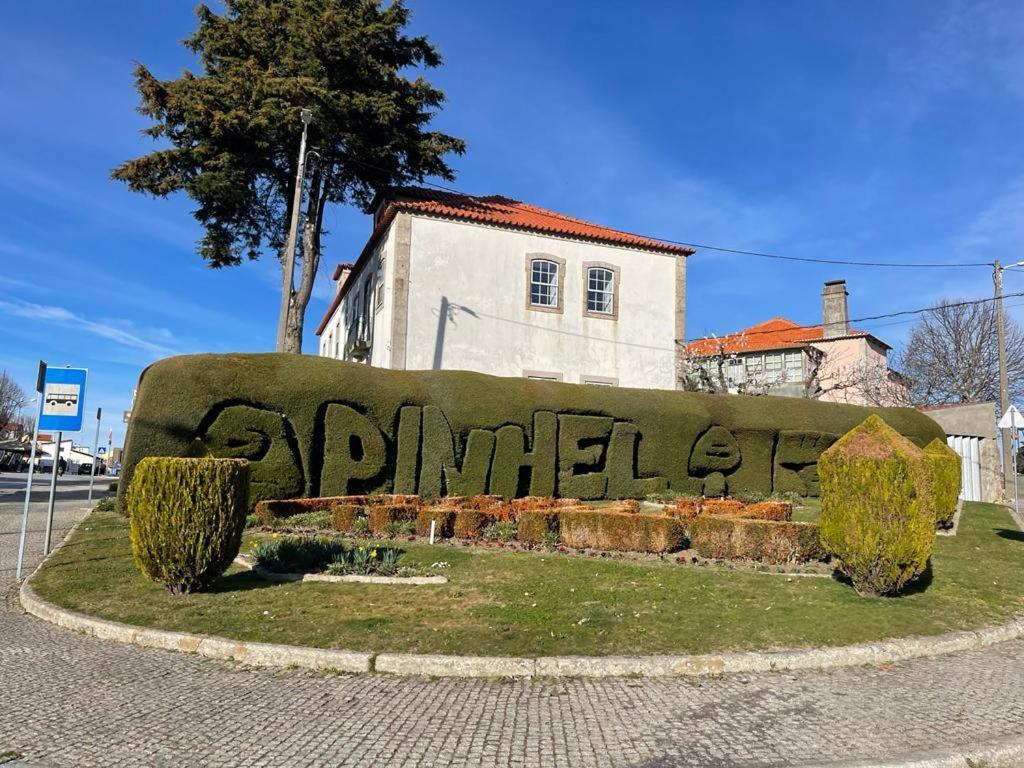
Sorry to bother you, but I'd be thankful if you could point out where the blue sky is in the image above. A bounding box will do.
[3,0,1024,446]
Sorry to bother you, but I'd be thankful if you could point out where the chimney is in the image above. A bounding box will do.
[334,263,354,295]
[822,279,849,338]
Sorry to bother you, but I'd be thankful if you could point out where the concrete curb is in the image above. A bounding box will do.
[822,732,1024,768]
[233,556,448,585]
[20,570,1024,679]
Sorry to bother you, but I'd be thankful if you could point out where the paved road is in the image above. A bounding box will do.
[1,480,1023,767]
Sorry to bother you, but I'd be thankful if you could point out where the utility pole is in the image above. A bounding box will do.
[995,259,1014,498]
[275,107,313,353]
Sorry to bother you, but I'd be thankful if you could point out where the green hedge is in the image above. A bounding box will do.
[688,515,824,564]
[127,457,249,594]
[120,353,945,506]
[818,415,936,596]
[924,439,961,528]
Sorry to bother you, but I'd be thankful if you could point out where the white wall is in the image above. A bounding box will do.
[320,229,395,368]
[402,216,679,389]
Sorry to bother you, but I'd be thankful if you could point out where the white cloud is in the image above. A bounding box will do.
[0,299,179,358]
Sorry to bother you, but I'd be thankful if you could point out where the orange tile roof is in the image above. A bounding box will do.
[686,317,878,356]
[317,187,693,335]
[387,187,695,256]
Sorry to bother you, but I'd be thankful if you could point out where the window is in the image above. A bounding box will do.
[581,375,617,386]
[524,370,562,382]
[582,262,620,319]
[764,352,783,382]
[784,351,803,379]
[530,259,560,308]
[587,267,614,314]
[745,355,763,378]
[375,261,385,310]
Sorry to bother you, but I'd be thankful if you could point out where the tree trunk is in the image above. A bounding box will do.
[281,165,330,354]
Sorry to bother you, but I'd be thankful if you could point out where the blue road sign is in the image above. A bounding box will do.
[39,367,87,433]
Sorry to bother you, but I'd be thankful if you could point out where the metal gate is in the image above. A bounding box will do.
[947,435,982,502]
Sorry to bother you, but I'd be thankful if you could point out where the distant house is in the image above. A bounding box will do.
[316,187,692,389]
[685,280,909,407]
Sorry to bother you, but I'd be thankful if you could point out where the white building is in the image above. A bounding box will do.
[316,187,692,388]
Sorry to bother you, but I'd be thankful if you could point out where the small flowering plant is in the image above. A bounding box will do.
[326,544,402,576]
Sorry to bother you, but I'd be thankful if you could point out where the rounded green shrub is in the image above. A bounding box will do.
[128,457,250,594]
[924,439,961,529]
[818,415,935,596]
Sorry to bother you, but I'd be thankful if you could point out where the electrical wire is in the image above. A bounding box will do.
[341,156,995,270]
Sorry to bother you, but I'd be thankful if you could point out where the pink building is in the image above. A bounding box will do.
[685,280,909,407]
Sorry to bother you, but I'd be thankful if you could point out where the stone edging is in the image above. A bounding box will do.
[233,556,448,586]
[20,572,1024,678]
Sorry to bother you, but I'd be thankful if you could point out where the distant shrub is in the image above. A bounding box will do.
[244,513,262,529]
[924,439,961,529]
[128,457,249,594]
[689,515,824,564]
[558,510,685,553]
[818,415,935,596]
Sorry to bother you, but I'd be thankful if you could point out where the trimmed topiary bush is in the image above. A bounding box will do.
[924,439,961,529]
[558,509,685,553]
[688,515,823,563]
[516,510,560,544]
[453,509,493,539]
[368,503,418,534]
[415,507,457,538]
[120,354,945,507]
[818,415,935,596]
[329,503,364,532]
[128,457,249,594]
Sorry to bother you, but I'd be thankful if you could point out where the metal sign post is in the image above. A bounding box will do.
[88,407,102,502]
[15,361,46,580]
[43,430,61,555]
[38,366,88,556]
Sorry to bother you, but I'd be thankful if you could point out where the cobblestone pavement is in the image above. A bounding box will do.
[1,482,1023,767]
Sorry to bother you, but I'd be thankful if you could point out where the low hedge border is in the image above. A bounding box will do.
[688,515,825,564]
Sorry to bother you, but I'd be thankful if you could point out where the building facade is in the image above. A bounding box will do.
[685,280,909,407]
[316,188,692,389]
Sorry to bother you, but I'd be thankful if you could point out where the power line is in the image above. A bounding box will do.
[686,291,1024,347]
[343,158,994,270]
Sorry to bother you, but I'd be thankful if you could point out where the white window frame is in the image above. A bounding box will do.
[523,370,563,382]
[525,254,565,313]
[581,374,618,386]
[582,262,619,320]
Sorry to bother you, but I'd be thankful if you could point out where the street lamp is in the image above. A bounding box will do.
[993,259,1024,495]
[276,108,315,353]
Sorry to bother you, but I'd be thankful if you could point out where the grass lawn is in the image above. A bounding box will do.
[791,496,822,523]
[30,502,1024,657]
